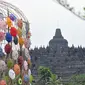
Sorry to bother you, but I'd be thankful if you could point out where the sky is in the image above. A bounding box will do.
[4,0,85,48]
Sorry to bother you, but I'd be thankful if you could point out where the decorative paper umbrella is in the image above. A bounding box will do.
[28,58,31,65]
[0,47,4,57]
[13,36,18,45]
[4,44,12,54]
[0,20,6,30]
[14,64,20,75]
[10,27,17,37]
[28,69,31,77]
[18,56,24,67]
[23,60,28,71]
[6,17,12,27]
[7,59,14,69]
[12,50,18,60]
[28,31,31,38]
[24,48,30,59]
[19,37,24,46]
[29,75,33,83]
[24,74,29,83]
[8,69,15,79]
[24,38,31,48]
[18,78,22,85]
[6,32,12,42]
[9,14,16,21]
[0,60,7,71]
[17,19,23,28]
[0,32,5,42]
[0,80,6,85]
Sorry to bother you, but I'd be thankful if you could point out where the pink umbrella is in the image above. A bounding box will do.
[0,20,7,31]
[0,32,5,42]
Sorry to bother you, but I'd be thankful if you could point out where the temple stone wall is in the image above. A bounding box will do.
[30,28,85,80]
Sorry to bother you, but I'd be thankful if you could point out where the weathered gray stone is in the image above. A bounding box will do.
[30,28,85,81]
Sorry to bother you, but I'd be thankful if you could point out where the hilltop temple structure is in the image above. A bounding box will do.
[30,29,85,81]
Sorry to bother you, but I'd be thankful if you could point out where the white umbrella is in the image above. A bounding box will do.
[9,69,15,80]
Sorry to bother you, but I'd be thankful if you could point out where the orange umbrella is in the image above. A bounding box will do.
[19,37,24,46]
[6,17,12,27]
[14,64,20,75]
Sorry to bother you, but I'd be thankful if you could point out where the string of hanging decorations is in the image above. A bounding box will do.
[0,0,33,85]
[53,0,85,21]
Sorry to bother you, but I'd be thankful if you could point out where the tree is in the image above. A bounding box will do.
[37,66,52,85]
[65,74,85,85]
[48,74,61,85]
[36,66,61,85]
